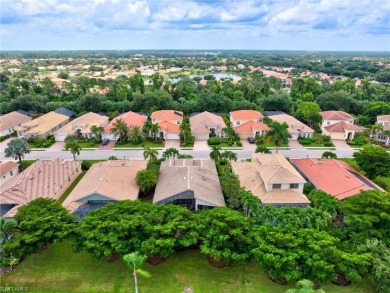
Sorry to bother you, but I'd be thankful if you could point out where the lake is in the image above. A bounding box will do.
[168,73,242,83]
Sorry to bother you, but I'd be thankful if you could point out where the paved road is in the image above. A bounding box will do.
[0,148,355,161]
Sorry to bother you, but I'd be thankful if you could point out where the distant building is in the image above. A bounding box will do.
[231,154,310,207]
[154,159,225,211]
[291,159,384,200]
[0,161,19,185]
[320,111,362,140]
[0,159,81,218]
[0,111,31,137]
[374,115,390,146]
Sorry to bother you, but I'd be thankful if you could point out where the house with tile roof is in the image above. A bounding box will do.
[0,158,81,218]
[15,111,70,139]
[55,112,109,141]
[268,113,314,140]
[0,111,31,137]
[154,159,225,211]
[103,111,147,140]
[320,110,362,140]
[0,161,19,185]
[190,111,226,141]
[374,114,390,146]
[63,160,147,220]
[231,153,310,206]
[151,110,183,140]
[291,158,384,200]
[230,110,270,139]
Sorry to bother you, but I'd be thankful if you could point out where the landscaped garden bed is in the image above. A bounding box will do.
[298,133,334,148]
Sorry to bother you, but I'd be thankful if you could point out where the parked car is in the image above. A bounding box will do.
[247,137,255,144]
[101,139,110,145]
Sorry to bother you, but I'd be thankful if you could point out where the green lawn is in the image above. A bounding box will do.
[57,172,86,204]
[115,141,164,149]
[0,242,374,293]
[299,133,334,148]
[78,141,100,148]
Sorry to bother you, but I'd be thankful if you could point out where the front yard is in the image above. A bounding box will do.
[115,140,164,149]
[298,133,334,148]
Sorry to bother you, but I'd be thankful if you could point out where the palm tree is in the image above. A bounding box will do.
[150,123,159,140]
[209,146,222,161]
[143,117,153,138]
[285,279,325,293]
[265,121,291,154]
[371,123,384,136]
[162,147,180,160]
[90,125,104,142]
[65,136,81,160]
[143,147,158,160]
[123,252,151,293]
[129,126,144,144]
[0,218,18,256]
[4,138,31,164]
[255,146,271,154]
[221,150,237,162]
[179,117,191,142]
[110,118,129,142]
[136,170,157,194]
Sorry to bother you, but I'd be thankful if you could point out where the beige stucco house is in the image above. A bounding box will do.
[0,161,19,186]
[190,111,226,141]
[0,111,31,137]
[320,111,362,140]
[230,110,270,139]
[269,113,314,140]
[374,115,390,146]
[151,110,183,140]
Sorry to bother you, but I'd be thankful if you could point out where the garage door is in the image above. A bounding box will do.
[55,134,67,142]
[194,133,209,141]
[166,133,180,140]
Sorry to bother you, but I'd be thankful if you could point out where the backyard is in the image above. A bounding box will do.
[0,242,374,293]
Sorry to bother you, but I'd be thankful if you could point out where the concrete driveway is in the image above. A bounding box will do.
[194,140,210,151]
[241,139,256,151]
[48,141,65,151]
[165,139,180,149]
[332,140,351,149]
[0,137,16,152]
[98,140,115,150]
[288,140,305,150]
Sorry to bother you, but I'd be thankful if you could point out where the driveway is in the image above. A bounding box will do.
[241,139,256,151]
[48,141,65,151]
[194,140,210,151]
[98,140,115,150]
[332,140,351,150]
[288,140,305,150]
[165,139,180,149]
[0,137,17,152]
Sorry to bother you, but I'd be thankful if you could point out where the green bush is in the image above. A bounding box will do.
[208,137,222,145]
[323,135,331,142]
[0,257,11,267]
[81,160,92,171]
[323,141,333,147]
[300,139,312,145]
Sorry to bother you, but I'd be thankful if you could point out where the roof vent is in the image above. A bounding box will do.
[184,177,186,180]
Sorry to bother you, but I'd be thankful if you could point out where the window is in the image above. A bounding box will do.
[326,121,330,125]
[290,183,299,189]
[258,118,263,123]
[272,184,281,189]
[349,119,353,124]
[10,171,13,176]
[236,121,241,125]
[176,121,181,125]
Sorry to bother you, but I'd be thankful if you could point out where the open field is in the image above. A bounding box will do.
[0,242,374,293]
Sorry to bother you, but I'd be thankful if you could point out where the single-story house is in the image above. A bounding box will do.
[0,111,31,137]
[320,110,362,140]
[154,159,225,210]
[15,111,70,139]
[190,111,226,140]
[53,107,75,119]
[55,112,109,141]
[151,110,183,140]
[374,114,390,146]
[63,160,147,220]
[268,113,314,140]
[0,161,19,185]
[0,158,81,218]
[231,154,310,206]
[103,111,147,140]
[291,158,384,200]
[230,110,270,139]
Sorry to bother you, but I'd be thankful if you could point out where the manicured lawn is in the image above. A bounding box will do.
[0,242,374,293]
[115,141,164,148]
[299,133,334,148]
[57,172,86,204]
[78,141,100,148]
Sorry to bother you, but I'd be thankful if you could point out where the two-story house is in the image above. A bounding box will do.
[103,111,147,141]
[375,115,390,146]
[151,110,183,140]
[231,153,310,206]
[229,110,269,139]
[320,110,362,140]
[190,111,226,141]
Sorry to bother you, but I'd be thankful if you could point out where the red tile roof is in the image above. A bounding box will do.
[158,121,180,133]
[230,110,264,120]
[291,159,384,200]
[234,121,269,133]
[320,111,354,121]
[151,110,183,121]
[324,121,362,133]
[104,111,147,134]
[0,161,18,177]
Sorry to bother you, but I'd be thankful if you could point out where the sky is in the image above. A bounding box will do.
[1,0,389,51]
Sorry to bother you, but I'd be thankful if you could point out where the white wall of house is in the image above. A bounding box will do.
[321,119,354,134]
[0,165,19,185]
[265,182,304,193]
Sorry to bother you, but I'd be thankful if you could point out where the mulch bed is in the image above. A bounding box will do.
[36,243,51,253]
[207,256,225,268]
[267,274,288,285]
[105,252,120,263]
[332,273,352,286]
[147,255,166,265]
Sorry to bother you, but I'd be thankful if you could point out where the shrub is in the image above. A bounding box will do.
[323,141,333,147]
[108,156,118,160]
[300,139,312,145]
[81,160,92,171]
[208,137,222,145]
[323,135,331,142]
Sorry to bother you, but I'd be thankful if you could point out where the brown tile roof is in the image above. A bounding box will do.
[154,159,225,207]
[324,121,363,133]
[56,112,109,136]
[234,121,270,133]
[0,161,18,177]
[230,110,264,120]
[320,111,354,121]
[63,160,147,212]
[151,110,183,121]
[0,111,31,133]
[291,159,384,200]
[15,112,69,136]
[190,111,226,134]
[0,159,81,217]
[104,111,147,134]
[231,154,309,205]
[269,113,314,135]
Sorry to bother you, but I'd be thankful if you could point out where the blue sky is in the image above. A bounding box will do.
[1,0,389,51]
